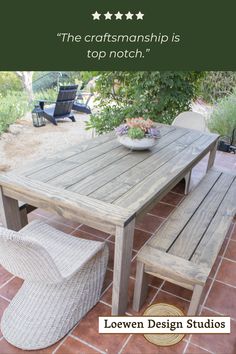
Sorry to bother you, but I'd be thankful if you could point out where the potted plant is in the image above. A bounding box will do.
[115,118,160,150]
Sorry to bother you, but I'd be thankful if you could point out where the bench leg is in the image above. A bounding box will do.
[207,141,218,171]
[184,170,192,195]
[133,261,149,312]
[188,284,204,315]
[20,207,28,227]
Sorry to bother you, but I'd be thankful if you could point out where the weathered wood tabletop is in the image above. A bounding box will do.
[0,124,219,315]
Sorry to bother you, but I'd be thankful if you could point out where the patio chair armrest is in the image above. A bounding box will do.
[0,173,136,234]
[75,92,93,106]
[37,99,56,103]
[36,100,56,110]
[85,93,94,106]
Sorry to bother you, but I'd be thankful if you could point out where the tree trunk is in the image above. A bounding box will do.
[15,71,34,103]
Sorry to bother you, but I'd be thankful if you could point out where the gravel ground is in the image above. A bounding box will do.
[0,112,94,171]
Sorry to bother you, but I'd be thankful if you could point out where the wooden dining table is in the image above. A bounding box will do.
[0,124,219,315]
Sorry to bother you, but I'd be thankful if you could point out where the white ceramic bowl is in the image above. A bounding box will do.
[117,135,157,150]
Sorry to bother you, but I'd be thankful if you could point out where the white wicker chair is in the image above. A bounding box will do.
[172,111,208,194]
[0,220,108,350]
[172,111,208,132]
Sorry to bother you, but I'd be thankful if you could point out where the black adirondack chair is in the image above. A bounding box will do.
[39,85,78,125]
[72,92,93,114]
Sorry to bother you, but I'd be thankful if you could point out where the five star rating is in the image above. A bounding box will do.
[92,11,144,21]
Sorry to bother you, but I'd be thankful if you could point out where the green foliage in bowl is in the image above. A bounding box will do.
[127,127,145,139]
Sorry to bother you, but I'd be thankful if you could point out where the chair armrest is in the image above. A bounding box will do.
[37,99,56,103]
[84,93,94,106]
[35,100,56,110]
[75,92,93,106]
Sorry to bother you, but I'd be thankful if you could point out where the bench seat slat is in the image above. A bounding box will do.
[192,177,236,266]
[168,173,235,259]
[148,169,221,251]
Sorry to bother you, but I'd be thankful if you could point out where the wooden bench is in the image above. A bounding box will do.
[133,169,236,315]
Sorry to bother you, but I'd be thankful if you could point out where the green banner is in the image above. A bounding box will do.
[1,0,236,70]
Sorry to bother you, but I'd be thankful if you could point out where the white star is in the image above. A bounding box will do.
[136,11,144,20]
[125,11,133,20]
[104,11,112,20]
[92,11,101,20]
[115,11,123,20]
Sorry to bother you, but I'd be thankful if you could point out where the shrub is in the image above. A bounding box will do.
[208,89,236,137]
[200,71,236,103]
[0,91,29,134]
[34,88,58,102]
[87,105,133,133]
[0,72,22,96]
[86,71,204,134]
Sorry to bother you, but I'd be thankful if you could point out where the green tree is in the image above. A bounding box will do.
[87,71,204,134]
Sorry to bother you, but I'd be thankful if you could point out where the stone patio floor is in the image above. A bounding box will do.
[0,151,235,354]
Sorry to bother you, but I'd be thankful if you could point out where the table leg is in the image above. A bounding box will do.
[207,141,218,171]
[0,187,22,231]
[184,170,192,195]
[112,218,135,315]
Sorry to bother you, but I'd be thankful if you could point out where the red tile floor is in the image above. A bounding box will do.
[0,151,235,354]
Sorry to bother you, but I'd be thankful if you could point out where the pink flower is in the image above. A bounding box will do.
[126,118,154,132]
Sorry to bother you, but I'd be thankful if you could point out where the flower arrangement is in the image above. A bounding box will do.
[115,118,160,140]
